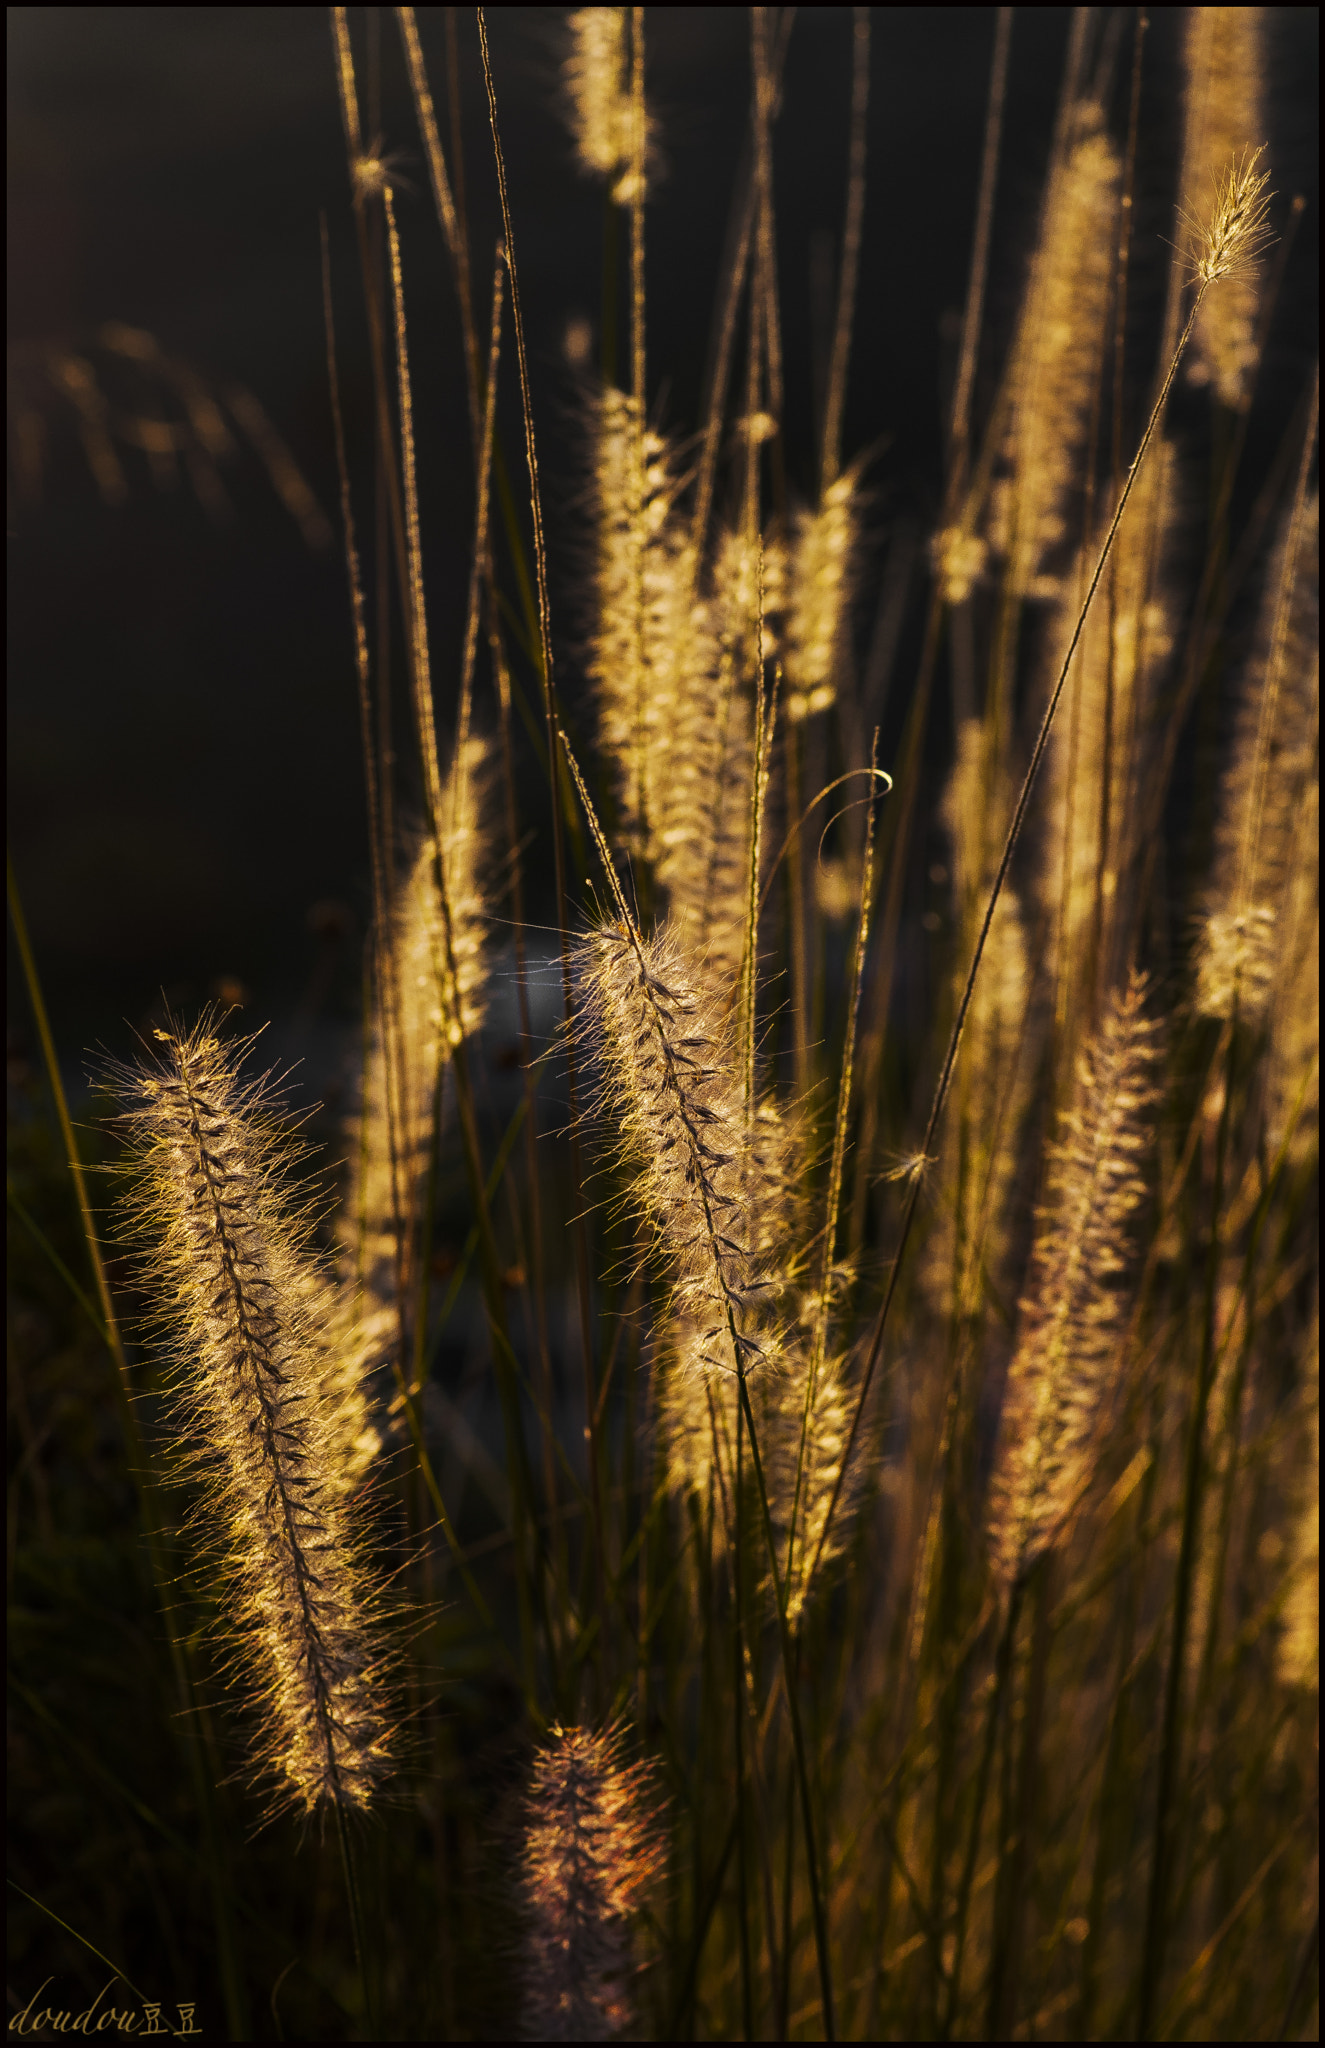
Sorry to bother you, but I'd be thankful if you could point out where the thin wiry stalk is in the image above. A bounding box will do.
[561,737,837,2040]
[855,8,1012,1261]
[750,7,784,450]
[396,4,481,448]
[629,7,646,415]
[688,11,794,571]
[941,1584,1022,2038]
[10,863,252,2036]
[741,653,776,1121]
[381,169,544,1692]
[783,739,881,1606]
[450,239,503,763]
[946,7,1011,493]
[1137,1015,1238,2037]
[809,153,1269,1596]
[478,6,607,1692]
[818,5,869,494]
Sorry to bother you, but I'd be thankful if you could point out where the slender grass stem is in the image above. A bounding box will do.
[9,855,253,2039]
[985,1556,1052,2038]
[734,1387,754,2040]
[941,1583,1022,2039]
[809,281,1214,1604]
[335,1804,377,2037]
[1137,1011,1237,2036]
[478,9,608,1701]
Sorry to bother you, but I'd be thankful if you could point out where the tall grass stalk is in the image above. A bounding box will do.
[10,13,1317,2041]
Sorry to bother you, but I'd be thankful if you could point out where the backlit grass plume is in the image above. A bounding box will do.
[1197,492,1318,1021]
[112,1020,392,1813]
[563,7,647,205]
[764,1328,856,1621]
[986,971,1160,1588]
[588,392,759,973]
[519,1722,662,2041]
[994,102,1121,598]
[712,523,785,668]
[1181,8,1267,406]
[578,921,781,1383]
[653,1093,803,1527]
[588,388,683,860]
[784,466,862,721]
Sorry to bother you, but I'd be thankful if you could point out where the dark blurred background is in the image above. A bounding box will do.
[8,6,1318,1101]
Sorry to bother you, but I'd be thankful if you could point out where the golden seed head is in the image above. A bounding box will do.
[563,7,649,202]
[933,525,988,607]
[113,1022,392,1813]
[1198,494,1317,1021]
[986,972,1160,1588]
[785,469,862,704]
[1188,145,1275,287]
[578,922,785,1378]
[520,1724,662,2041]
[1180,10,1270,402]
[997,103,1121,595]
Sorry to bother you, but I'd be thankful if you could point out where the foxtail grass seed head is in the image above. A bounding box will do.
[785,468,862,720]
[437,731,496,1049]
[588,395,757,973]
[563,7,649,204]
[713,524,786,665]
[1198,494,1318,1020]
[1181,9,1269,404]
[995,102,1121,598]
[113,1021,392,1813]
[986,972,1160,1589]
[1189,144,1275,288]
[766,1338,857,1621]
[588,388,683,858]
[654,1094,807,1521]
[578,922,784,1382]
[933,524,989,608]
[519,1724,662,2041]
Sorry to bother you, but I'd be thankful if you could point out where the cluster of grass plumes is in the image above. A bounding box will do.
[108,1020,393,1817]
[8,8,1317,2041]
